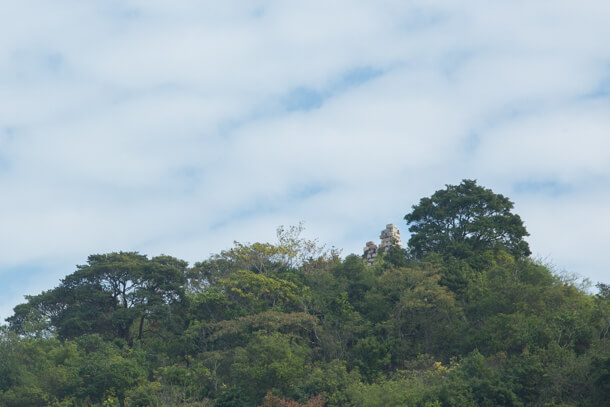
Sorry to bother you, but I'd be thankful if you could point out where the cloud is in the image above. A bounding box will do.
[2,0,610,320]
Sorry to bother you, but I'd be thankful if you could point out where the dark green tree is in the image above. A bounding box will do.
[8,252,187,344]
[3,224,609,407]
[405,179,530,260]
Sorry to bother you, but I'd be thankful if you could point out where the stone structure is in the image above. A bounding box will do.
[362,224,402,262]
[379,224,402,251]
[362,241,378,263]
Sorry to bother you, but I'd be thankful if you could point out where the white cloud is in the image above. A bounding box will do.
[474,100,610,180]
[2,1,610,320]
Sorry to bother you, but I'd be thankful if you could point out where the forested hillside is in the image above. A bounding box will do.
[2,181,609,407]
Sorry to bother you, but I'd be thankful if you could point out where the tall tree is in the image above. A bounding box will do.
[404,179,530,259]
[8,252,187,344]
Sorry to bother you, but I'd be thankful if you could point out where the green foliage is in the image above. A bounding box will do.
[259,391,326,407]
[215,387,250,407]
[188,224,338,291]
[300,360,360,407]
[1,210,608,407]
[405,179,531,260]
[8,253,187,345]
[383,245,409,268]
[377,264,462,361]
[231,331,311,402]
[591,353,610,404]
[352,336,391,381]
[594,283,610,340]
[0,329,82,406]
[219,270,303,314]
[74,335,148,404]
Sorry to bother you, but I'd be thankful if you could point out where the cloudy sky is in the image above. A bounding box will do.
[2,0,610,321]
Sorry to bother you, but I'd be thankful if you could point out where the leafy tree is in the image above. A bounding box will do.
[74,334,147,404]
[231,331,312,403]
[591,354,610,404]
[123,381,163,407]
[8,252,187,344]
[594,283,610,340]
[455,350,521,407]
[215,387,250,407]
[188,224,338,291]
[352,336,391,381]
[0,329,82,406]
[2,220,609,407]
[344,356,470,407]
[218,270,303,314]
[6,292,60,337]
[301,360,360,407]
[378,264,462,361]
[185,311,318,354]
[382,245,409,268]
[405,179,530,260]
[259,392,326,407]
[332,255,375,312]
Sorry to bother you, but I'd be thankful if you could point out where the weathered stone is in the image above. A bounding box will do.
[363,224,402,263]
[362,240,378,263]
[379,224,402,251]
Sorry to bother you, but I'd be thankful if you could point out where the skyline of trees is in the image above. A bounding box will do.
[1,181,608,407]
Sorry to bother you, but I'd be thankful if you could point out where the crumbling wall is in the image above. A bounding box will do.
[362,224,402,262]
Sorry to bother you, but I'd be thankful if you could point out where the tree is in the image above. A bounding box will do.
[259,392,326,407]
[188,224,339,292]
[231,331,311,402]
[377,264,461,360]
[404,179,530,259]
[8,252,187,344]
[219,270,302,314]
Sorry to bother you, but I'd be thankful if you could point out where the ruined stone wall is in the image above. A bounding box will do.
[379,224,402,251]
[363,241,378,262]
[362,224,402,262]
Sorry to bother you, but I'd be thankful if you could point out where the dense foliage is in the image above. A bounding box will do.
[405,180,530,259]
[2,187,609,407]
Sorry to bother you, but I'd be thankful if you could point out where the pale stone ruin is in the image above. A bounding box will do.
[362,224,402,263]
[379,224,402,251]
[363,241,378,262]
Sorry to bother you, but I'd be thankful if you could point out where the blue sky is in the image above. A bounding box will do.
[2,1,610,320]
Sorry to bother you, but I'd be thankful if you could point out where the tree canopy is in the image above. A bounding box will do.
[7,252,187,344]
[1,189,608,407]
[404,179,531,259]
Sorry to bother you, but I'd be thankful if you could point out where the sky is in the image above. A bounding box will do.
[1,0,610,321]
